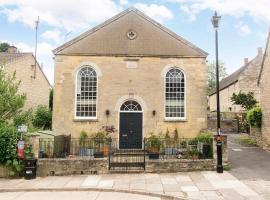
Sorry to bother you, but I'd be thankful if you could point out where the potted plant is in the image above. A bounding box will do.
[146,135,162,159]
[164,129,172,155]
[172,128,179,155]
[93,132,108,158]
[197,132,213,159]
[79,130,88,156]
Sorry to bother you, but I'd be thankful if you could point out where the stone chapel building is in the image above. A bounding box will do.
[52,7,208,148]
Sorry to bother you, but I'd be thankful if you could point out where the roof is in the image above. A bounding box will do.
[53,7,208,57]
[0,52,30,64]
[257,31,270,85]
[209,54,262,96]
[0,52,51,87]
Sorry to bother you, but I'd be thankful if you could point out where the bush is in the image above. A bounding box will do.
[197,131,213,143]
[247,106,262,128]
[146,134,162,150]
[13,109,33,127]
[33,105,52,130]
[79,130,88,146]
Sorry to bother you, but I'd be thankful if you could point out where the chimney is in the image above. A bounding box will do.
[244,58,249,65]
[7,46,18,53]
[257,47,263,55]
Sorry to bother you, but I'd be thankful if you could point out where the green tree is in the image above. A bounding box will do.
[231,91,258,110]
[247,106,262,128]
[0,67,26,122]
[33,105,52,130]
[0,42,11,52]
[49,89,53,111]
[207,61,227,95]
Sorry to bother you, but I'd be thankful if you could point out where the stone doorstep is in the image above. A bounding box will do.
[0,187,187,200]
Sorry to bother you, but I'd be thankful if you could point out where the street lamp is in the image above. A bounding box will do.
[211,11,223,173]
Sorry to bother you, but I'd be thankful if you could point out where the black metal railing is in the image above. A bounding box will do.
[38,137,213,161]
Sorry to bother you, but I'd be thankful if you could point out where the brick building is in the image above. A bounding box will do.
[209,48,263,113]
[52,7,208,147]
[0,46,51,110]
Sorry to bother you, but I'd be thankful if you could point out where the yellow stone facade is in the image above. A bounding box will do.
[52,55,207,138]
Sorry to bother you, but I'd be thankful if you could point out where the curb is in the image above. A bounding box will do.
[0,187,188,200]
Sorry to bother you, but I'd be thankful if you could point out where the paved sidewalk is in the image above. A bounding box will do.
[0,171,264,200]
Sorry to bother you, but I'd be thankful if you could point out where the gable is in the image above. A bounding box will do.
[53,8,207,57]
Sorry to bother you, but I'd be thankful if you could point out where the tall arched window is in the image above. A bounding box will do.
[165,68,185,119]
[76,66,97,118]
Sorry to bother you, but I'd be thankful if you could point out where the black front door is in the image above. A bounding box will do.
[119,112,142,149]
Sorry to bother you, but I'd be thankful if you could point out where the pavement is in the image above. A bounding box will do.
[228,134,270,200]
[0,171,264,200]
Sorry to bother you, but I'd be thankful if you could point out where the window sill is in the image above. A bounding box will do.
[164,118,187,122]
[73,118,98,122]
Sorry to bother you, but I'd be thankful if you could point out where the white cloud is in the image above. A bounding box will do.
[0,0,122,30]
[41,29,62,44]
[134,3,174,23]
[120,0,128,6]
[235,22,251,36]
[169,0,270,22]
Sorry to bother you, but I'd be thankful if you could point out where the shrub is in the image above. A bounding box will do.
[146,134,162,150]
[173,128,179,142]
[236,136,257,147]
[13,109,33,127]
[247,106,262,128]
[33,105,52,130]
[197,131,213,143]
[79,130,88,146]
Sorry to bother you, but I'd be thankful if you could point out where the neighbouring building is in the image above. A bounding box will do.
[0,46,51,110]
[52,7,208,148]
[209,48,263,113]
[258,31,270,144]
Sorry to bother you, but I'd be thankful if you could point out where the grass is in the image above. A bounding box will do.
[236,135,257,147]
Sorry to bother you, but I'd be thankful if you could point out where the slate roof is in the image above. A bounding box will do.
[53,7,207,57]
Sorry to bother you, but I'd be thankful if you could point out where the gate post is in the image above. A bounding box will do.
[143,137,146,170]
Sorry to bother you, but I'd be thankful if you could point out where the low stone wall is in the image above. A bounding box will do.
[208,118,238,133]
[37,158,215,176]
[37,158,108,176]
[145,159,215,173]
[0,165,9,178]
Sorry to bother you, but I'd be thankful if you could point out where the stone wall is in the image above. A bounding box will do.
[53,55,207,138]
[207,118,238,133]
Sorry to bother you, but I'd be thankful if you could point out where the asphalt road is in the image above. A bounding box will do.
[228,134,270,180]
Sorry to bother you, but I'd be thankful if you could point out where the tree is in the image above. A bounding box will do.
[33,105,52,130]
[231,91,258,110]
[207,61,227,95]
[0,67,26,122]
[49,89,53,111]
[0,42,11,52]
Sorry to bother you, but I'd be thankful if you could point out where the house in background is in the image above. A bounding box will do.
[209,48,263,113]
[258,31,270,145]
[52,7,208,147]
[0,46,51,110]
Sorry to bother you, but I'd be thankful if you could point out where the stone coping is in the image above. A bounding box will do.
[0,187,186,200]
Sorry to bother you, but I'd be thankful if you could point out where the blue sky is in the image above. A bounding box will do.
[0,0,269,84]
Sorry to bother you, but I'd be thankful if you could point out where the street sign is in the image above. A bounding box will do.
[18,125,27,133]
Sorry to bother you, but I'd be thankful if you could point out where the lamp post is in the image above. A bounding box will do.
[211,11,223,173]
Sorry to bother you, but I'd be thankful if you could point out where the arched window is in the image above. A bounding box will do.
[165,68,185,119]
[120,100,142,112]
[75,66,97,118]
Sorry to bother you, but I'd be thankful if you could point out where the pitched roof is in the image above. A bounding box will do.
[0,52,30,64]
[53,7,207,57]
[209,54,262,96]
[257,31,270,85]
[0,52,51,87]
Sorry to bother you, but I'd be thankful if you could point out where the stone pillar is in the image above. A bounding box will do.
[28,134,40,158]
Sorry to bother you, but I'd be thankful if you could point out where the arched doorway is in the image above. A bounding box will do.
[119,100,143,149]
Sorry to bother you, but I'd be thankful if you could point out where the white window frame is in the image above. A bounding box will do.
[164,67,186,121]
[74,65,98,120]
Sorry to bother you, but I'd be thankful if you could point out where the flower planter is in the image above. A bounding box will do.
[149,153,159,159]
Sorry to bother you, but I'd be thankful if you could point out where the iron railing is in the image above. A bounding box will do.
[38,137,213,160]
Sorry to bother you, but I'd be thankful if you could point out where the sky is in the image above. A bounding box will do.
[0,0,269,84]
